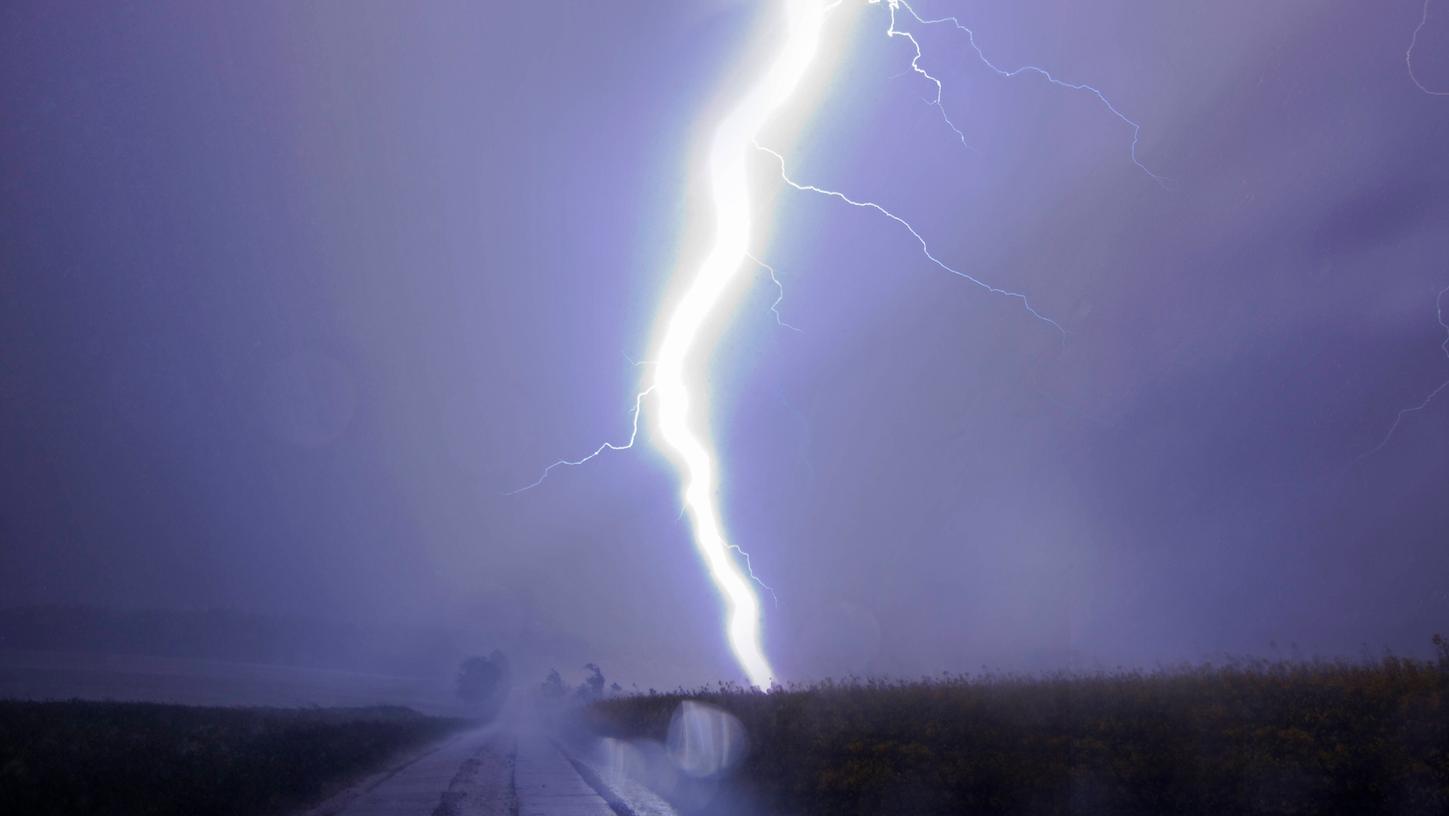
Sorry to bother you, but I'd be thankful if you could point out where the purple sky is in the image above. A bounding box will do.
[3,0,1448,688]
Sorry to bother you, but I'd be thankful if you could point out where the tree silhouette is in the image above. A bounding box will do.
[576,663,605,702]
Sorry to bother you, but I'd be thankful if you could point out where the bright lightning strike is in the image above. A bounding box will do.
[644,0,835,689]
[513,0,834,688]
[1409,0,1449,96]
[513,0,1165,689]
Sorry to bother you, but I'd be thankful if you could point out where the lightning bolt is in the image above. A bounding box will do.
[644,0,838,689]
[755,142,1065,337]
[747,252,804,333]
[885,0,1166,185]
[1358,285,1449,460]
[505,386,656,496]
[1409,0,1449,96]
[512,0,834,688]
[512,0,1165,688]
[879,1,973,150]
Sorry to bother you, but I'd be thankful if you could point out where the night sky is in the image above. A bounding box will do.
[3,0,1448,688]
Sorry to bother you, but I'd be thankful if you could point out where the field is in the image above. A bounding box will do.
[0,700,464,816]
[586,644,1449,815]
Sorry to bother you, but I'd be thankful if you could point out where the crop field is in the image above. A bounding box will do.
[587,644,1449,815]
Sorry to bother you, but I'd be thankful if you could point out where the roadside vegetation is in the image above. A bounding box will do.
[586,638,1449,815]
[0,701,464,815]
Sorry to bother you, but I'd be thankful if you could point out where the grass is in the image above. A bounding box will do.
[0,700,465,815]
[585,643,1449,815]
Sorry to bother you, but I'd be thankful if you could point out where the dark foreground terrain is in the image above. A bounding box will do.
[588,643,1449,815]
[0,700,464,815]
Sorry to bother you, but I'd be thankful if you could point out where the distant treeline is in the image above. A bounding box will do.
[588,645,1449,816]
[0,605,460,677]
